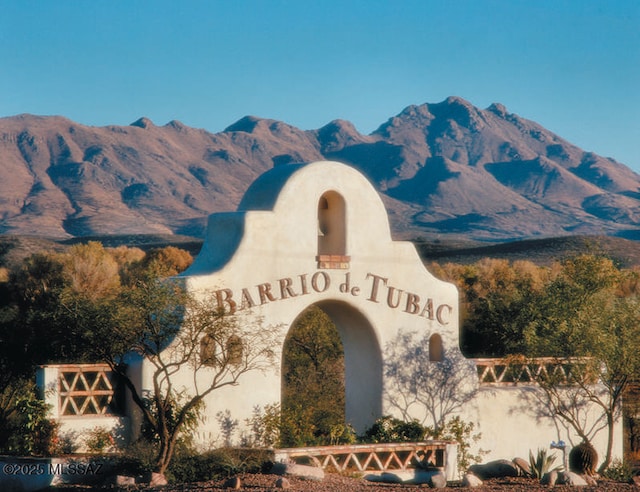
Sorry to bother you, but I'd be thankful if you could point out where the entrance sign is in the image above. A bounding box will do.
[169,160,462,438]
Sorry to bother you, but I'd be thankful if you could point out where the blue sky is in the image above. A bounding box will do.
[1,1,639,170]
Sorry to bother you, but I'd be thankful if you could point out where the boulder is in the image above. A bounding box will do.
[275,476,291,489]
[541,470,558,486]
[271,462,325,481]
[106,475,136,486]
[558,471,588,486]
[365,469,445,486]
[467,459,519,479]
[149,472,168,486]
[462,473,483,487]
[512,457,531,477]
[429,470,447,488]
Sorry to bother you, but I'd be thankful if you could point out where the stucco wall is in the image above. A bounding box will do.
[473,385,622,465]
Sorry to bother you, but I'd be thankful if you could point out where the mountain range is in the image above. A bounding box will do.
[1,96,639,242]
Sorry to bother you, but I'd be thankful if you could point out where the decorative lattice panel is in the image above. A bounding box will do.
[274,442,451,472]
[474,357,591,386]
[58,364,117,416]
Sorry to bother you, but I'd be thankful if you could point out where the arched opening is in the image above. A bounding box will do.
[281,305,345,446]
[282,301,382,445]
[317,191,349,268]
[429,333,444,362]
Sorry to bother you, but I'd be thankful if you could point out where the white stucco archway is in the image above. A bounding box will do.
[164,160,461,441]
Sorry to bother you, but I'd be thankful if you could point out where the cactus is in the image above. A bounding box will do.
[568,441,598,475]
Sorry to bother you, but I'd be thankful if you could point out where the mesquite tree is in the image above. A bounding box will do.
[528,258,640,472]
[87,268,279,475]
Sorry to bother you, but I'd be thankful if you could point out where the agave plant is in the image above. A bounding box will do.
[529,448,562,479]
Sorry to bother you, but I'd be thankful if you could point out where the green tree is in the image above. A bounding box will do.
[83,269,279,475]
[438,254,640,471]
[0,242,209,465]
[524,255,640,472]
[432,259,549,357]
[281,305,346,446]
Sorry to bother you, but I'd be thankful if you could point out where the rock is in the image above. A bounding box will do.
[462,473,483,487]
[365,470,446,486]
[632,475,640,487]
[271,462,325,481]
[512,457,531,477]
[540,470,558,486]
[114,475,136,486]
[149,472,168,486]
[429,470,447,488]
[558,471,588,486]
[467,459,519,479]
[275,476,291,489]
[223,476,242,489]
[376,472,404,483]
[101,475,132,486]
[583,474,598,486]
[364,473,385,483]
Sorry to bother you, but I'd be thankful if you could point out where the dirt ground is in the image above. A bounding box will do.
[51,472,639,491]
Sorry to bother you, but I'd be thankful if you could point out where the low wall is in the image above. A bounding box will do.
[467,385,623,464]
[37,363,130,452]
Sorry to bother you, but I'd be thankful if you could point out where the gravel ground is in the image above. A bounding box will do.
[57,472,636,491]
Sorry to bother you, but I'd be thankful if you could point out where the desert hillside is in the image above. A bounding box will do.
[1,97,638,241]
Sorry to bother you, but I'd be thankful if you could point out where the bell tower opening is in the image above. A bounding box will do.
[316,191,350,269]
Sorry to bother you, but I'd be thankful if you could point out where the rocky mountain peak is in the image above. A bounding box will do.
[428,96,487,131]
[317,119,368,153]
[487,102,509,118]
[223,116,265,133]
[130,117,154,129]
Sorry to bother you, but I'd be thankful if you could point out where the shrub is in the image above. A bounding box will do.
[167,447,273,483]
[85,426,115,453]
[1,388,59,456]
[426,416,488,474]
[117,439,159,476]
[602,458,634,482]
[361,416,426,443]
[329,423,357,445]
[244,404,281,447]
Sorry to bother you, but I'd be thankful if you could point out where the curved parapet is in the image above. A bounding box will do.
[185,161,409,277]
